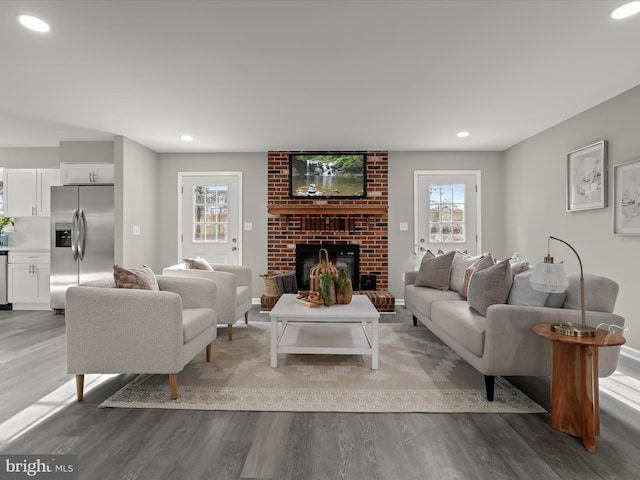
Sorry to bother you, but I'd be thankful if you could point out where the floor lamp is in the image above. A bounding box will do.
[529,236,596,337]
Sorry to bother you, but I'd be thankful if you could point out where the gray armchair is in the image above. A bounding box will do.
[163,263,252,341]
[66,275,217,400]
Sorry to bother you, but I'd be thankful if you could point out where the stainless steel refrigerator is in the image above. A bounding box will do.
[50,185,114,310]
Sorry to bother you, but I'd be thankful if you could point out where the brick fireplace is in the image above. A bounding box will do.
[267,150,389,289]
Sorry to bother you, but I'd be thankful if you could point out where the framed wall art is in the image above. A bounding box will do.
[566,140,607,212]
[613,158,640,235]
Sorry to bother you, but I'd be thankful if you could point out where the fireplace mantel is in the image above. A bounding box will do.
[267,205,388,216]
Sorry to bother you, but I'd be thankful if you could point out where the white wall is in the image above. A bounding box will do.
[0,147,59,168]
[387,151,505,298]
[156,152,267,296]
[114,136,159,270]
[59,141,114,164]
[504,84,640,349]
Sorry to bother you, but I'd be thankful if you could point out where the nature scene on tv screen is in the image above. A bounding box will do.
[290,153,366,198]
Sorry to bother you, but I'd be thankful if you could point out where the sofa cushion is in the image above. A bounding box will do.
[415,250,456,290]
[236,285,251,307]
[431,301,487,357]
[182,308,215,343]
[183,257,214,271]
[450,251,482,293]
[404,284,462,320]
[113,264,159,290]
[467,259,512,316]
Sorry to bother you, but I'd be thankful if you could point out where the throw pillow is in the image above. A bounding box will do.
[450,251,482,293]
[507,270,549,307]
[183,257,214,271]
[113,264,159,290]
[415,250,456,290]
[458,255,486,299]
[545,291,568,308]
[467,259,513,316]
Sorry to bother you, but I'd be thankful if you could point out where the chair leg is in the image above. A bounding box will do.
[484,375,495,402]
[206,343,212,362]
[76,374,84,401]
[245,311,249,324]
[228,324,233,341]
[169,373,178,400]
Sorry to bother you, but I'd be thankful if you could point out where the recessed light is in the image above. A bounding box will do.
[181,134,194,142]
[611,1,640,19]
[16,14,50,33]
[457,131,470,138]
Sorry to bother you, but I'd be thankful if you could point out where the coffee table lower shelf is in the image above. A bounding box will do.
[273,322,378,369]
[277,322,373,355]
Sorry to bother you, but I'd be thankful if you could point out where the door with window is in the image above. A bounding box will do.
[179,172,242,265]
[414,171,481,260]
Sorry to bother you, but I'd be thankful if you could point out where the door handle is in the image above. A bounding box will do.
[71,209,79,260]
[78,209,86,261]
[232,247,237,252]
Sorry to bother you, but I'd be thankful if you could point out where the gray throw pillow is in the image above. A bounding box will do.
[415,250,456,290]
[507,270,549,307]
[467,259,513,316]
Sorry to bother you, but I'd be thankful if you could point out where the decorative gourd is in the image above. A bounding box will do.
[335,267,353,304]
[309,248,338,292]
[319,272,336,306]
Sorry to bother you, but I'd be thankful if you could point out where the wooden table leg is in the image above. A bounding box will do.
[550,340,600,452]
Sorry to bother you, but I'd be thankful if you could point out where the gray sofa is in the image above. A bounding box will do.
[404,270,625,401]
[163,263,252,341]
[66,275,217,400]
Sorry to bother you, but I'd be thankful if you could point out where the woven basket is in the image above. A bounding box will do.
[309,248,338,292]
[260,274,280,297]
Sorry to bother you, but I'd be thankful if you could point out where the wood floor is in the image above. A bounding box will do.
[1,307,639,479]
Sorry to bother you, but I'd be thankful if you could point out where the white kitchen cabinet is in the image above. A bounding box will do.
[60,163,114,185]
[3,169,60,217]
[8,251,51,309]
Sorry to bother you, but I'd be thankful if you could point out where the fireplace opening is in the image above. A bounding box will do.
[295,244,360,291]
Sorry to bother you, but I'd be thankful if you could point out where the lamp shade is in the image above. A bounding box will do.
[407,252,419,270]
[529,261,569,293]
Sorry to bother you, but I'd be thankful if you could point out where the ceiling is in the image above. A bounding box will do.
[1,0,640,153]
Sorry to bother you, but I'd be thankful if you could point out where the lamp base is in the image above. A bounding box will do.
[550,323,597,338]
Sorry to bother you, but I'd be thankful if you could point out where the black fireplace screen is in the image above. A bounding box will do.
[295,244,360,291]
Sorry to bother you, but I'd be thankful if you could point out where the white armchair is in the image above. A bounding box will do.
[163,263,252,341]
[66,275,217,400]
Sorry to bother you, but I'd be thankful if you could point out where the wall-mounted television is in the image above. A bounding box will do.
[289,152,367,198]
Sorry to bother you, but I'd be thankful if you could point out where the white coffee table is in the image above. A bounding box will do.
[269,294,380,369]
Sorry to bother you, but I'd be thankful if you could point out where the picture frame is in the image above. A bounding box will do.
[566,140,607,212]
[613,158,640,235]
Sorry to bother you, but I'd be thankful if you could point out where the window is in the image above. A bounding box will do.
[192,184,228,243]
[429,184,465,243]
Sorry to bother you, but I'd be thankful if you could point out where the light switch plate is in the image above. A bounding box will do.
[132,225,141,235]
[244,222,253,231]
[399,222,409,231]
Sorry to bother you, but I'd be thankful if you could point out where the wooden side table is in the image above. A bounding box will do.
[532,323,625,452]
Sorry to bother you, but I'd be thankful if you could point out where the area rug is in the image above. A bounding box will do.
[99,322,545,413]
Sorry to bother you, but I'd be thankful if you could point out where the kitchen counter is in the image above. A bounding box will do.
[0,247,50,252]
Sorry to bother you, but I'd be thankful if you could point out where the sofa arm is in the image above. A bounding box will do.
[160,270,236,325]
[404,271,417,286]
[66,286,185,374]
[211,264,252,290]
[156,275,218,311]
[484,304,625,377]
